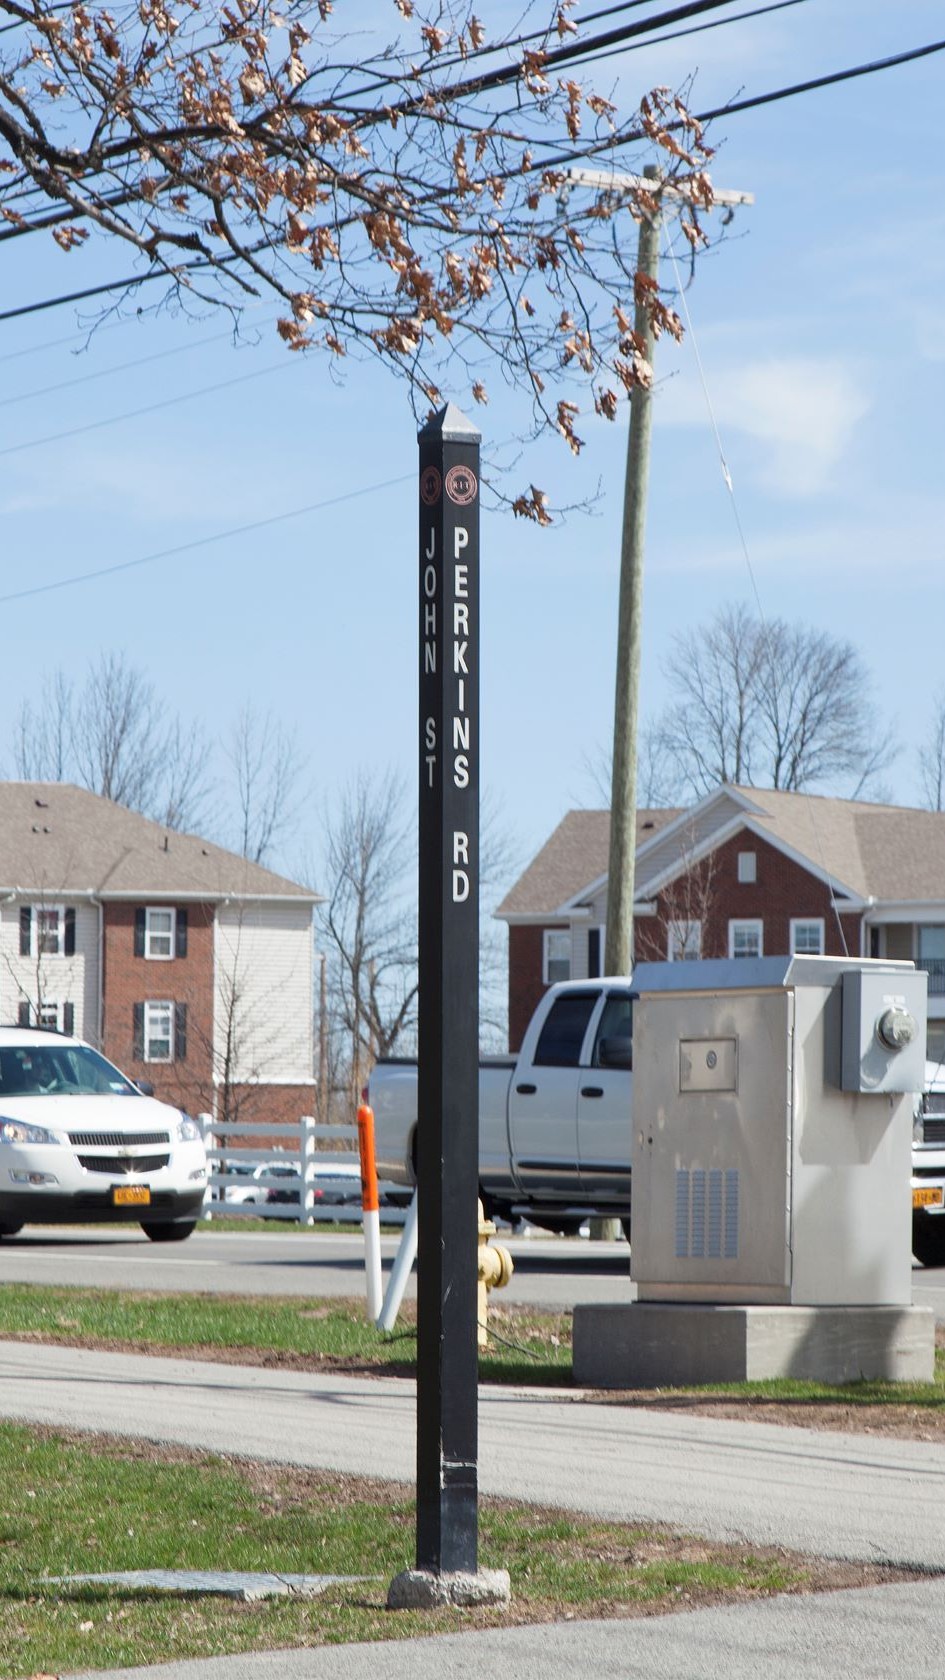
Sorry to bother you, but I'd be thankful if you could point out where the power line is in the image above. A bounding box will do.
[0,325,242,410]
[0,32,941,327]
[0,354,298,458]
[692,35,945,121]
[0,472,416,606]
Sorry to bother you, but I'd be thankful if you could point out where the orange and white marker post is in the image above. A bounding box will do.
[357,1103,383,1321]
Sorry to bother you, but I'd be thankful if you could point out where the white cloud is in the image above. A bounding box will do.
[656,355,871,494]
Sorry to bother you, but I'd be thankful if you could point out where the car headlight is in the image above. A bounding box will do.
[175,1114,201,1143]
[0,1117,61,1146]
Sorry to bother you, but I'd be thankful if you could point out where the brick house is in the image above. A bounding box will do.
[0,782,320,1123]
[496,783,945,1060]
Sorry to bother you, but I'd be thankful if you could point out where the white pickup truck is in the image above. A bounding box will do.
[912,1063,945,1267]
[370,979,634,1237]
[371,977,945,1262]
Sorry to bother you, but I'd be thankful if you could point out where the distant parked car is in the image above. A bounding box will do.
[0,1024,206,1242]
[266,1158,364,1211]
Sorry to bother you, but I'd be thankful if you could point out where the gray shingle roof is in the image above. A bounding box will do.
[736,787,945,902]
[0,783,318,901]
[497,787,945,919]
[496,807,682,917]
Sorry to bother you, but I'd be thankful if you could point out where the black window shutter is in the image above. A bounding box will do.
[175,907,188,959]
[19,906,31,956]
[134,908,146,957]
[17,999,30,1027]
[133,1003,145,1060]
[63,1002,75,1036]
[64,907,76,956]
[174,1002,188,1062]
[588,927,601,979]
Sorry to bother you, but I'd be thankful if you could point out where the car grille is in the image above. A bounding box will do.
[68,1130,170,1147]
[921,1118,945,1146]
[77,1153,170,1175]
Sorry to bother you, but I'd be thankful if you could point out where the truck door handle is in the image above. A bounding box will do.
[581,1085,604,1098]
[516,1082,537,1095]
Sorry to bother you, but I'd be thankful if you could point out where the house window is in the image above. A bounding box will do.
[134,1001,187,1063]
[729,919,763,959]
[543,929,571,985]
[17,999,75,1035]
[145,907,176,959]
[791,918,824,956]
[144,1001,173,1061]
[737,851,757,884]
[668,919,701,961]
[20,905,75,959]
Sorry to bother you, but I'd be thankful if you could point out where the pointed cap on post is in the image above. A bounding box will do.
[419,401,481,444]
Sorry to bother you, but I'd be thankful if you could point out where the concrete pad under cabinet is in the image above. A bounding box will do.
[572,1303,935,1388]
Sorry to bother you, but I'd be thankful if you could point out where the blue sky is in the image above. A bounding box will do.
[1,0,942,894]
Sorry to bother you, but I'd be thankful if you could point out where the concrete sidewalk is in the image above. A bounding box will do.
[2,1341,943,1568]
[60,1581,945,1680]
[0,1341,940,1678]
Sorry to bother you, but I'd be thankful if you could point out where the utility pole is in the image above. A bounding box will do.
[567,166,753,977]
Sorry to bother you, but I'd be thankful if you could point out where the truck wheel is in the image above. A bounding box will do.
[140,1221,197,1243]
[912,1214,945,1269]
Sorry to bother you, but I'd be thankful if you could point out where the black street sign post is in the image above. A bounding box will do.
[416,403,481,1578]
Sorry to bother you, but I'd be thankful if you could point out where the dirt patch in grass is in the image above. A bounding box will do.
[580,1389,945,1440]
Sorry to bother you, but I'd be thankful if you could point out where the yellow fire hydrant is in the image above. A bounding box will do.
[477,1198,513,1347]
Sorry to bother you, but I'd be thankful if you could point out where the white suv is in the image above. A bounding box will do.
[0,1026,207,1242]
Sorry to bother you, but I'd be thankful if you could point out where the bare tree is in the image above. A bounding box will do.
[12,652,214,830]
[657,603,895,799]
[0,3,718,515]
[13,671,74,783]
[158,718,215,834]
[72,653,168,810]
[633,822,718,964]
[660,603,767,794]
[919,690,945,812]
[320,773,418,1115]
[580,723,684,810]
[225,704,304,865]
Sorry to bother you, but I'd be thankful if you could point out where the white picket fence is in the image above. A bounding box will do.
[198,1114,407,1227]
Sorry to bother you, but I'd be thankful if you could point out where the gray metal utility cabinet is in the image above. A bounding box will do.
[572,955,935,1387]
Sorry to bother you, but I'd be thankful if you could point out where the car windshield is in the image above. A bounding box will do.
[0,1043,140,1098]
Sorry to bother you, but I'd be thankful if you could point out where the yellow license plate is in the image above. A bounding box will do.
[913,1186,944,1209]
[112,1185,151,1207]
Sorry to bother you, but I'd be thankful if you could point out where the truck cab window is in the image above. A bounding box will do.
[592,993,634,1069]
[533,993,598,1067]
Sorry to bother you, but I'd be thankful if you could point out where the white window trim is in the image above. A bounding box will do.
[145,906,176,961]
[668,918,702,961]
[729,918,764,959]
[737,850,757,884]
[31,903,66,959]
[542,928,571,985]
[144,999,175,1063]
[790,917,825,956]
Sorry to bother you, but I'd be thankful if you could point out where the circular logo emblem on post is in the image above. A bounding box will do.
[445,464,478,506]
[419,465,442,506]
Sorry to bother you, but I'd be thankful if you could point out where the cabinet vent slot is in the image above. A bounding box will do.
[675,1167,739,1261]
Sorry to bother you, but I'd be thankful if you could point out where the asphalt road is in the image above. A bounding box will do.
[0,1225,634,1309]
[2,1225,945,1318]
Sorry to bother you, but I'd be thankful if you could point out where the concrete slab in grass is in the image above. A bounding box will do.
[46,1571,374,1601]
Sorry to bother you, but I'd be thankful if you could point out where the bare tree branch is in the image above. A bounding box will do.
[0,1,723,513]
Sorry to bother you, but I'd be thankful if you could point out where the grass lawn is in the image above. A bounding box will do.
[0,1283,572,1384]
[0,1284,944,1417]
[0,1421,913,1678]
